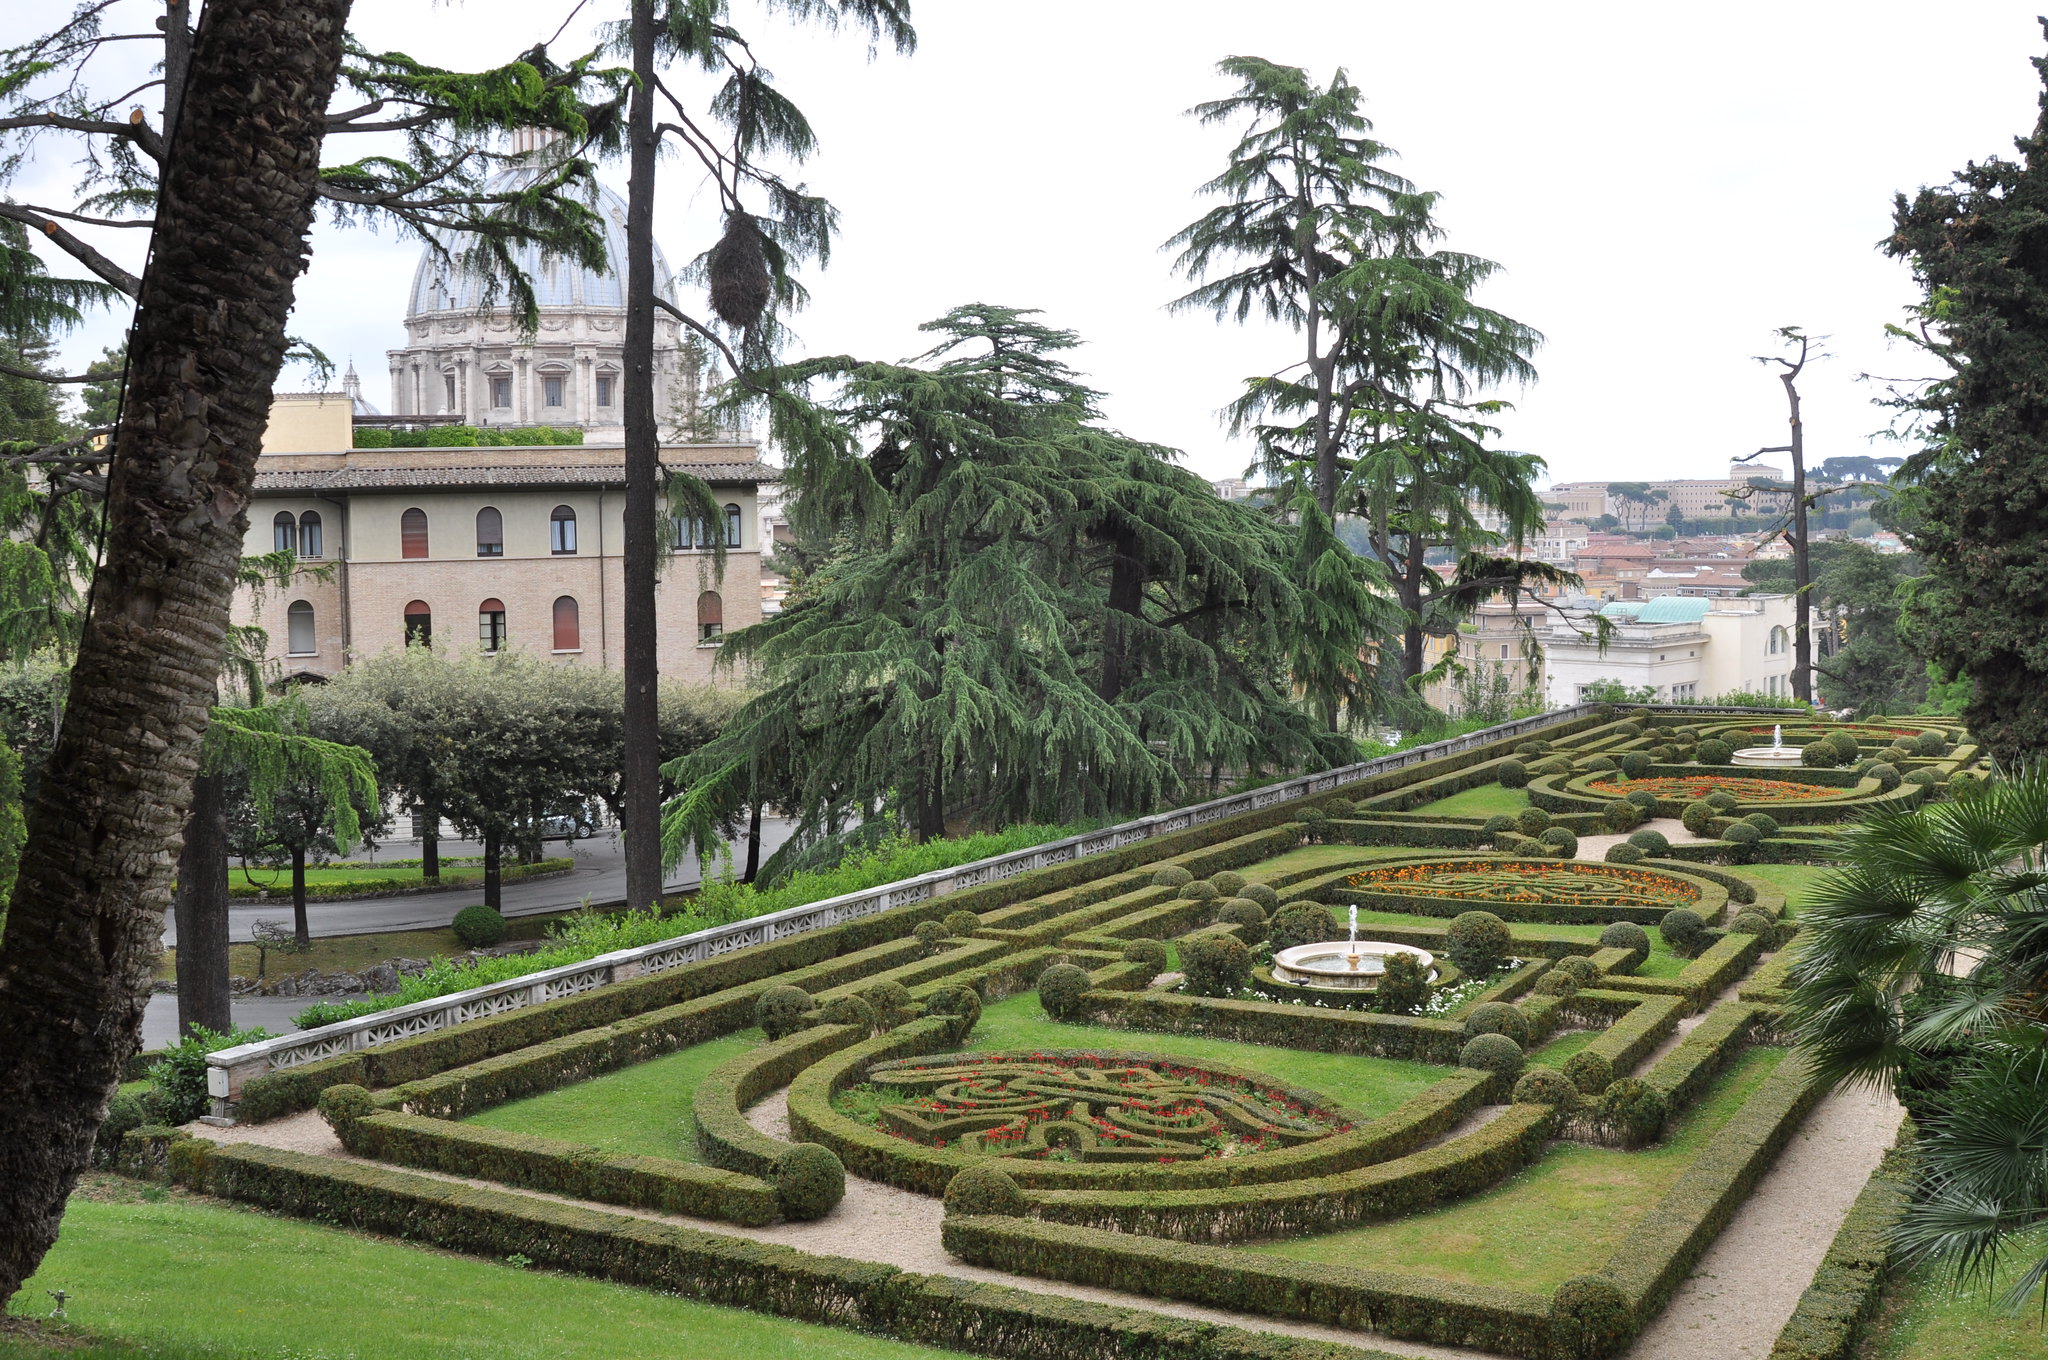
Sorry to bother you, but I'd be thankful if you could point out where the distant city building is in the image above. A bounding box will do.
[1210,477,1255,501]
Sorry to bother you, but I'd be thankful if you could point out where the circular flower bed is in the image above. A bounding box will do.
[1345,859,1700,909]
[844,1050,1348,1164]
[1604,775,1842,803]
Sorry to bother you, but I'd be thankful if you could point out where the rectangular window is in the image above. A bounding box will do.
[491,376,511,408]
[543,375,564,407]
[596,374,614,406]
[1498,643,1509,661]
[444,374,457,409]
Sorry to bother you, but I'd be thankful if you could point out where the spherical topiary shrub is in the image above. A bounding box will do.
[317,1083,375,1134]
[1481,813,1517,844]
[1867,762,1902,792]
[1241,882,1280,911]
[1513,1067,1580,1108]
[1534,756,1574,777]
[913,920,949,953]
[1208,870,1248,897]
[1597,1078,1669,1148]
[1217,898,1268,937]
[1728,911,1776,938]
[1741,812,1779,836]
[1375,951,1431,1016]
[1659,908,1708,956]
[1695,737,1733,766]
[1619,790,1656,815]
[1150,866,1194,890]
[1121,938,1169,974]
[1598,920,1651,961]
[943,1162,1026,1217]
[1180,880,1220,903]
[1297,807,1332,843]
[1323,798,1359,818]
[1534,970,1580,998]
[924,985,982,1032]
[1460,1033,1525,1082]
[1827,732,1863,765]
[1800,740,1841,768]
[1538,826,1579,859]
[756,985,817,1040]
[1516,740,1548,758]
[1268,902,1338,953]
[1681,799,1718,836]
[861,981,915,1031]
[1604,842,1645,865]
[772,1143,846,1221]
[1915,730,1950,757]
[1446,910,1513,976]
[1720,821,1762,863]
[1498,758,1530,790]
[1905,768,1942,790]
[1619,752,1654,779]
[1586,754,1619,772]
[1515,806,1552,836]
[452,904,507,949]
[1563,1048,1616,1095]
[1705,790,1741,813]
[1182,933,1252,998]
[1037,963,1093,1020]
[818,994,876,1032]
[1601,800,1643,833]
[1616,721,1645,739]
[1463,1001,1532,1046]
[1557,955,1598,985]
[1628,828,1671,856]
[1550,1275,1636,1360]
[944,910,982,937]
[1728,875,1757,905]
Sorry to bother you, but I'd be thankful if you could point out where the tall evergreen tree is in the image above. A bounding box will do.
[1883,24,2048,762]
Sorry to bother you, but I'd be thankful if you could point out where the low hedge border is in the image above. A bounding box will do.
[174,1141,1401,1360]
[693,1023,873,1177]
[229,858,574,902]
[1768,1135,1914,1360]
[1561,992,1685,1087]
[1534,769,1925,827]
[1738,936,1805,1004]
[1640,1001,1765,1112]
[1076,989,1466,1064]
[1595,931,1764,1012]
[1326,855,1731,928]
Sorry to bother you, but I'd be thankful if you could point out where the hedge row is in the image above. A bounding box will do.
[1077,989,1466,1064]
[1640,1001,1766,1111]
[1768,1137,1914,1360]
[693,1023,872,1177]
[1738,937,1806,1004]
[1564,992,1685,1089]
[1596,931,1764,1012]
[1327,857,1730,928]
[173,1142,1397,1360]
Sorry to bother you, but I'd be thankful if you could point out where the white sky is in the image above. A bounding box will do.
[8,1,2045,485]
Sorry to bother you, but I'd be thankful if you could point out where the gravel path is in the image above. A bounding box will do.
[1574,816,1715,863]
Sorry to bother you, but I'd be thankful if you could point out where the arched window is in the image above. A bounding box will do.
[552,596,580,651]
[286,600,315,655]
[476,506,503,557]
[272,511,296,554]
[478,598,507,652]
[540,369,566,408]
[550,505,577,555]
[1767,626,1788,656]
[671,513,710,551]
[724,503,741,549]
[697,590,724,644]
[401,507,429,559]
[297,511,323,559]
[404,600,432,647]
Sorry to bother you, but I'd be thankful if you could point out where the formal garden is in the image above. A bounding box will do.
[38,706,1991,1360]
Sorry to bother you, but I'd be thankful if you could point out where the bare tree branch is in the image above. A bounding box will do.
[0,203,141,295]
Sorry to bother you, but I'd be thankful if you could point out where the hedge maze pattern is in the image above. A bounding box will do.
[145,708,1983,1360]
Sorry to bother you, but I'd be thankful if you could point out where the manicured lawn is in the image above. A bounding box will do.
[1732,863,1837,916]
[463,1030,764,1161]
[1526,1028,1597,1069]
[1251,1046,1787,1291]
[6,1182,969,1360]
[968,993,1446,1117]
[1244,844,1411,878]
[1411,785,1529,818]
[1866,1230,2048,1360]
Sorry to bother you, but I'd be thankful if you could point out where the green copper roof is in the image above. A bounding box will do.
[1600,596,1712,624]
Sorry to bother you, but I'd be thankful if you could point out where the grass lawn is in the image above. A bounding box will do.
[968,993,1446,1117]
[1411,785,1529,818]
[463,1030,764,1161]
[5,1181,968,1360]
[1863,1226,2048,1360]
[1344,906,1691,977]
[1250,1046,1787,1291]
[1526,1028,1598,1069]
[1732,863,1837,917]
[1244,844,1411,879]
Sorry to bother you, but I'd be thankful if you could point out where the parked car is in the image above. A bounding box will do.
[539,806,598,840]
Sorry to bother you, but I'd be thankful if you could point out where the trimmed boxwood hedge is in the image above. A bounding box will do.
[1767,1138,1913,1360]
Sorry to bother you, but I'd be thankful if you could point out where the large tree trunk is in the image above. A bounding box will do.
[0,0,351,1308]
[420,810,440,882]
[482,828,502,911]
[619,0,663,913]
[1786,379,1813,704]
[742,795,763,885]
[171,772,232,1038]
[1098,525,1144,704]
[290,846,309,948]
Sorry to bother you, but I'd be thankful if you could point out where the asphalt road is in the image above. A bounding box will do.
[159,817,797,947]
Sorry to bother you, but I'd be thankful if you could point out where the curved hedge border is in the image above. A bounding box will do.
[1332,856,1729,927]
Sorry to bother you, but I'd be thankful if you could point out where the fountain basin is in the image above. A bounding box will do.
[1271,941,1436,991]
[1730,747,1805,768]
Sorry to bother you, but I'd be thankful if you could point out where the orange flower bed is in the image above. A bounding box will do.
[1606,775,1841,803]
[1345,859,1698,907]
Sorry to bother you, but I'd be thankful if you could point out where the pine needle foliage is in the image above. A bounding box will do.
[664,304,1368,871]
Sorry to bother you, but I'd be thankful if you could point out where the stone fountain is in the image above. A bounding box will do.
[1271,903,1437,991]
[1731,723,1805,769]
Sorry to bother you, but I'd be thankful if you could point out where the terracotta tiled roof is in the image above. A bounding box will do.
[253,461,776,493]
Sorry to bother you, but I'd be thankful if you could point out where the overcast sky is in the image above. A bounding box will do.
[9,1,2046,485]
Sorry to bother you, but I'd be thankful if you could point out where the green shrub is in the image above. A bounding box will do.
[1150,866,1193,890]
[1481,813,1517,843]
[1659,907,1708,956]
[1619,752,1653,779]
[1322,798,1359,817]
[1550,1275,1635,1360]
[1599,920,1651,958]
[1596,1078,1669,1149]
[1557,955,1598,984]
[913,920,949,952]
[1208,870,1247,897]
[1375,951,1431,1016]
[1681,800,1718,836]
[1586,755,1619,772]
[1728,911,1775,938]
[861,981,915,1031]
[1297,807,1331,843]
[1915,730,1949,757]
[1533,756,1573,777]
[1514,806,1551,836]
[1800,741,1840,768]
[1600,800,1642,832]
[1513,1067,1580,1108]
[1867,762,1902,792]
[1445,910,1512,975]
[1741,812,1779,836]
[1695,738,1733,765]
[1240,883,1279,911]
[1538,827,1579,859]
[945,1163,1026,1217]
[1037,963,1094,1020]
[1179,880,1220,902]
[315,1083,375,1134]
[943,910,982,937]
[755,985,817,1040]
[1459,1032,1524,1081]
[452,904,507,949]
[772,1143,845,1220]
[1121,939,1169,974]
[95,1089,150,1165]
[1827,732,1863,764]
[1905,768,1942,790]
[1463,1000,1532,1046]
[818,994,876,1031]
[1616,720,1644,738]
[1516,741,1548,757]
[1181,934,1252,998]
[1623,788,1659,811]
[146,1025,272,1125]
[1216,898,1267,936]
[1562,1048,1615,1095]
[1267,902,1337,953]
[927,985,982,1032]
[1628,828,1671,856]
[1534,970,1580,997]
[1880,745,1911,765]
[1705,791,1741,813]
[1720,822,1762,862]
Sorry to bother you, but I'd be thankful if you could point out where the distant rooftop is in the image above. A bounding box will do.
[1598,596,1713,624]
